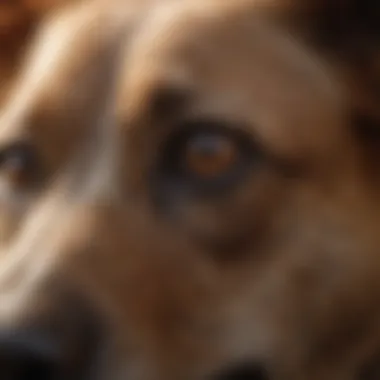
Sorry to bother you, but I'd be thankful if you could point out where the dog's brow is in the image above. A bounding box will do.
[150,85,192,121]
[120,76,193,126]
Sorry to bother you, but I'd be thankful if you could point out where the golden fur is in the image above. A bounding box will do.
[0,0,379,379]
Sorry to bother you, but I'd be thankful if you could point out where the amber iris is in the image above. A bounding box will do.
[183,133,238,179]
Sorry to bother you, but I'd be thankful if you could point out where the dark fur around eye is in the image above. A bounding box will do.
[154,119,261,199]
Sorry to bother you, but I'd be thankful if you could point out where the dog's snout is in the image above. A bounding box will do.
[0,295,103,380]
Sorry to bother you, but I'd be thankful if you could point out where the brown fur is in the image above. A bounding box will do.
[0,0,380,379]
[0,0,82,105]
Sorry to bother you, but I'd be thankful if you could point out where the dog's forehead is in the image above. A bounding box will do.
[121,0,348,160]
[0,1,132,135]
[0,0,136,175]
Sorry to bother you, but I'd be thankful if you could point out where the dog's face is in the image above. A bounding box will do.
[0,0,75,104]
[0,0,380,379]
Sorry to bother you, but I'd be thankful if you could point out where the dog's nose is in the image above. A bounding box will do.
[0,299,103,380]
[0,326,101,380]
[212,362,269,380]
[0,324,101,380]
[0,330,60,380]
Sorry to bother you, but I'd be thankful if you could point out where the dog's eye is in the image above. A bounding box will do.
[184,132,239,179]
[0,143,39,187]
[158,120,257,195]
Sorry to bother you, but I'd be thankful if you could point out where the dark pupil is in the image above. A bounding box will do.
[189,134,224,158]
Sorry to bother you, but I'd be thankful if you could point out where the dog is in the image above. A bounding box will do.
[0,0,380,379]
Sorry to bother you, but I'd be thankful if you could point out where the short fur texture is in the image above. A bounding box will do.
[0,1,379,379]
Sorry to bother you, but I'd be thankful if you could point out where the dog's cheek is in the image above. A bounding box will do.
[176,173,287,260]
[0,182,37,248]
[0,208,24,249]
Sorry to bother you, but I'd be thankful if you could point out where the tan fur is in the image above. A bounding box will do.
[0,0,380,379]
[0,0,85,106]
